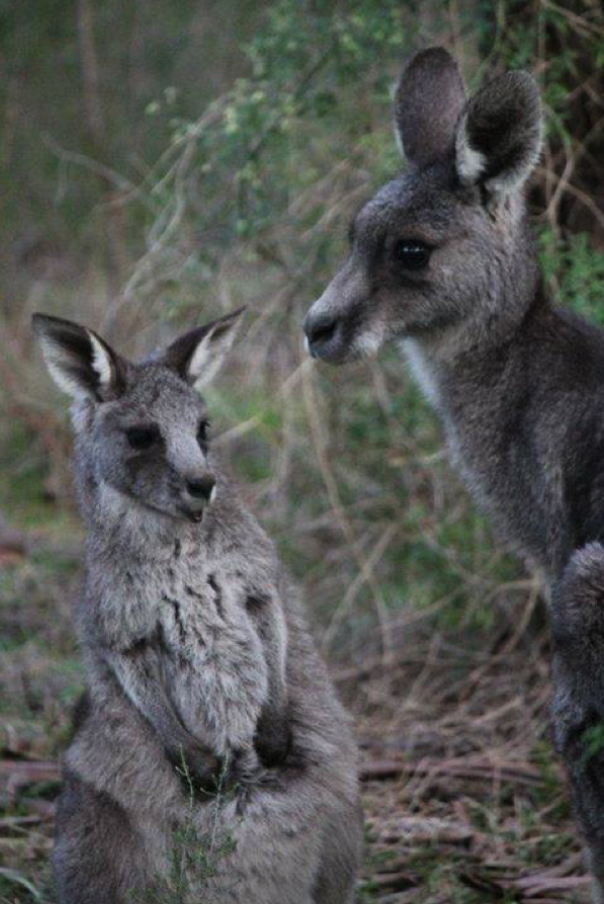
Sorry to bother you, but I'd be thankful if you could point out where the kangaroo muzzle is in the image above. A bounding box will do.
[303,309,347,362]
[304,258,372,363]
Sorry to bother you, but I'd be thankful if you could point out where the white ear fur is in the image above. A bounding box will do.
[88,332,115,390]
[455,114,487,184]
[186,314,243,389]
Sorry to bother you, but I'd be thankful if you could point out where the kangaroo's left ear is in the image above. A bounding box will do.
[455,70,543,199]
[163,308,245,389]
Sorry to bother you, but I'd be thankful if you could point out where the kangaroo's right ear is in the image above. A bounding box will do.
[32,314,127,402]
[394,47,467,169]
[455,71,542,198]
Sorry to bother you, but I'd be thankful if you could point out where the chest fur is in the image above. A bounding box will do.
[104,554,270,753]
[402,339,443,411]
[401,339,560,565]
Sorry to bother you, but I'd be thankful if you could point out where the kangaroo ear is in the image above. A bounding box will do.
[163,308,245,389]
[32,313,127,402]
[394,47,466,169]
[455,71,543,198]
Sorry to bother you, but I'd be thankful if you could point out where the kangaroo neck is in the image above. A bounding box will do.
[403,272,545,411]
[85,479,231,569]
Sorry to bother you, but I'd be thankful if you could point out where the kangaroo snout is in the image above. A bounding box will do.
[182,473,216,519]
[303,309,344,361]
[186,475,215,500]
[304,259,374,363]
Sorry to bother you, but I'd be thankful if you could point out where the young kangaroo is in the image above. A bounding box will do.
[33,310,361,904]
[303,46,604,897]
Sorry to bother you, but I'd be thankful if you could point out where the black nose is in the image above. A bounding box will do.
[186,475,216,500]
[304,312,338,349]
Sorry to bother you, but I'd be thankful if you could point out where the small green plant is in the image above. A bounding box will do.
[133,749,239,904]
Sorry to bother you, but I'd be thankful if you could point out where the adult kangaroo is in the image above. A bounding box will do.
[304,47,604,901]
[34,310,361,904]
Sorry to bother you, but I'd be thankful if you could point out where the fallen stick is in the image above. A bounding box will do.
[361,756,544,787]
[0,759,61,797]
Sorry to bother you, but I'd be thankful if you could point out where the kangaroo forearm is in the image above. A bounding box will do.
[250,590,288,696]
[249,591,291,765]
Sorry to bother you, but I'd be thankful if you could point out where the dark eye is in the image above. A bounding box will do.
[125,426,158,451]
[392,240,431,271]
[197,419,210,448]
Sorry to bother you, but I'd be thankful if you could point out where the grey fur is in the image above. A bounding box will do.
[304,47,604,900]
[552,546,604,904]
[34,312,362,904]
[394,47,466,170]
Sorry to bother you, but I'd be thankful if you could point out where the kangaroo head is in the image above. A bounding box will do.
[33,310,244,523]
[304,47,543,363]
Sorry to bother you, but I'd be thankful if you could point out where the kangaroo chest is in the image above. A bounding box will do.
[124,553,270,755]
[403,339,564,571]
